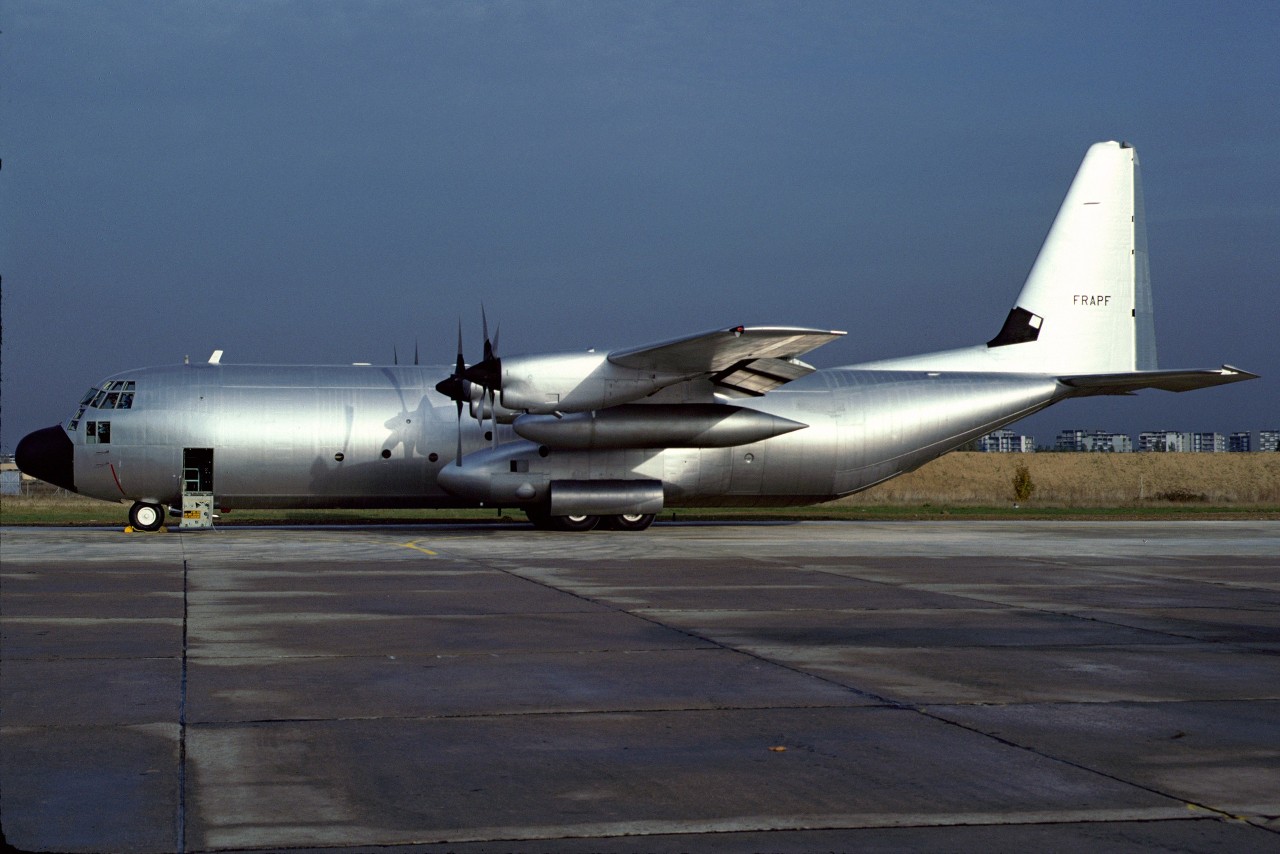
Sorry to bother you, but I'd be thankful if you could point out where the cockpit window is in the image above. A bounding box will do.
[70,381,135,428]
[85,381,136,409]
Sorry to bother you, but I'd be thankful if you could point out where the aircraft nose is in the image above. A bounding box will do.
[15,425,77,493]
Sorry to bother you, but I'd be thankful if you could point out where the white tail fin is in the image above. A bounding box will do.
[986,140,1156,371]
[853,141,1158,374]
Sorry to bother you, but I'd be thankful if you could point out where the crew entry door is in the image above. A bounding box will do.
[181,448,214,529]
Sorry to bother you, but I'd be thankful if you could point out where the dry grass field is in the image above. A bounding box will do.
[838,452,1280,506]
[2,452,1277,524]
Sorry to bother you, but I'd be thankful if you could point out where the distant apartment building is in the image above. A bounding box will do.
[1138,430,1190,452]
[976,429,1035,452]
[1260,431,1280,452]
[1055,429,1090,452]
[1229,432,1252,452]
[1190,432,1226,453]
[1055,429,1132,452]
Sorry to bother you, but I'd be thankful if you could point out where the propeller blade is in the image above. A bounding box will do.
[454,398,463,466]
[434,320,472,402]
[481,305,493,362]
[488,386,498,449]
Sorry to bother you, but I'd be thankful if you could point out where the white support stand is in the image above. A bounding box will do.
[180,492,215,529]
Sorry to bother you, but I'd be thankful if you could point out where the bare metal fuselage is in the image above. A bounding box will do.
[25,143,1251,526]
[65,361,1065,511]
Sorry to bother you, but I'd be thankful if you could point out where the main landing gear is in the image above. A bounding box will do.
[525,511,656,532]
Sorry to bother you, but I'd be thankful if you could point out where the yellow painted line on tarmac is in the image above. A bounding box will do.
[399,540,438,556]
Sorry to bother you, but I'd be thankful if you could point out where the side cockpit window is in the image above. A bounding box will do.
[69,380,135,430]
[85,421,111,444]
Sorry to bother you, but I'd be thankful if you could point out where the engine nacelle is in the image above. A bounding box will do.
[497,352,690,414]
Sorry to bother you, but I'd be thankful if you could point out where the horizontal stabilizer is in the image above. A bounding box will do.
[1061,365,1258,396]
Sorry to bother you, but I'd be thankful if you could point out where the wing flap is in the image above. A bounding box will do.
[1061,365,1259,395]
[711,357,817,396]
[609,326,845,374]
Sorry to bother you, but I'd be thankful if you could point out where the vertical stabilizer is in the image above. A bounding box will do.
[987,140,1151,372]
[853,141,1156,375]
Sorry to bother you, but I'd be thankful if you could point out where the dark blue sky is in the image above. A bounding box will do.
[3,1,1276,452]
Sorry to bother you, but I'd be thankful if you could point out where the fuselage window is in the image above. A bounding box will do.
[67,407,86,430]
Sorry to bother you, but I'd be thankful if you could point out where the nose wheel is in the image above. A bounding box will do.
[128,501,165,532]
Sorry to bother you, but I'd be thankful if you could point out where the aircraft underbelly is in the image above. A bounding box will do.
[826,372,1061,495]
[696,372,1064,504]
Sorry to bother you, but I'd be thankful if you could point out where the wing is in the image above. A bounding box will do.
[610,326,846,395]
[457,325,846,416]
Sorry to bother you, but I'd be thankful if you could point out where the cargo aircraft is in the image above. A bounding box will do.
[15,142,1257,531]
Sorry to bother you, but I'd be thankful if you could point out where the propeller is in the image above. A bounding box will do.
[433,308,505,465]
[433,321,470,466]
[462,305,502,390]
